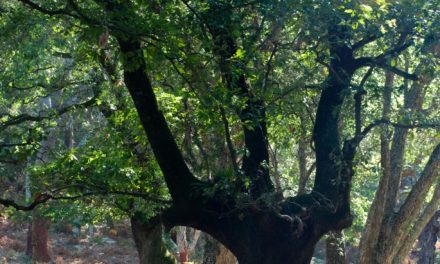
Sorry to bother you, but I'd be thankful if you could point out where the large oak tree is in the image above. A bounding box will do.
[1,0,439,263]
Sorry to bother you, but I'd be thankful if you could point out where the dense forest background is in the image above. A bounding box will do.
[0,0,439,263]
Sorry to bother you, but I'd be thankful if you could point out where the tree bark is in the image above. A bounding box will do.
[359,48,439,263]
[393,186,440,263]
[358,70,394,263]
[31,211,52,263]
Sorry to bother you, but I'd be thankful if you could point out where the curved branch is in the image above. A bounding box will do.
[17,0,78,18]
[0,95,98,131]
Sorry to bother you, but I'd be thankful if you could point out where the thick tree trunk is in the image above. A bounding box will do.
[325,231,346,264]
[190,211,327,264]
[417,211,440,264]
[130,214,175,264]
[31,212,52,263]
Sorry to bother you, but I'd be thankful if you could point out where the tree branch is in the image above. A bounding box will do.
[0,194,51,211]
[17,0,78,18]
[362,119,439,135]
[352,33,383,50]
[0,95,98,131]
[0,184,171,211]
[220,107,239,174]
[354,67,374,137]
[355,41,417,80]
[116,39,201,205]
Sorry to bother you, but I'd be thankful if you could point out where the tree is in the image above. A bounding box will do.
[1,1,439,263]
[358,14,440,262]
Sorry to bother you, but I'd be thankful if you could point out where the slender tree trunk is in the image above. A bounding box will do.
[325,231,346,264]
[358,71,394,263]
[297,113,308,195]
[26,222,33,257]
[359,47,439,263]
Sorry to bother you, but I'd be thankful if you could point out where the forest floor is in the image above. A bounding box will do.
[2,215,439,264]
[0,216,138,264]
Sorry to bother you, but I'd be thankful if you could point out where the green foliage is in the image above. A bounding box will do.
[0,0,438,256]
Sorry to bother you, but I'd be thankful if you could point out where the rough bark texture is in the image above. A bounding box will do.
[393,187,440,263]
[325,231,346,264]
[31,212,52,263]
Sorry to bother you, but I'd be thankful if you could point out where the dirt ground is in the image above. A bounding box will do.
[0,217,139,264]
